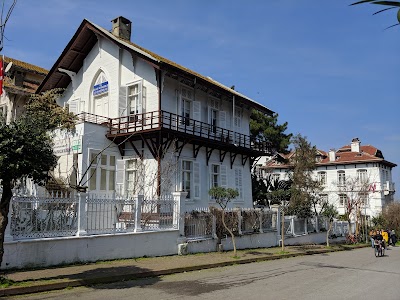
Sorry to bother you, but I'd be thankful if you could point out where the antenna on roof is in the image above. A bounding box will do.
[4,61,12,73]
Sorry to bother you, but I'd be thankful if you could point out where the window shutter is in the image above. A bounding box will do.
[193,101,201,121]
[219,111,226,129]
[193,162,200,199]
[116,159,126,196]
[174,160,180,192]
[235,168,243,199]
[68,100,79,115]
[80,100,85,114]
[137,81,143,114]
[220,165,227,188]
[119,85,128,116]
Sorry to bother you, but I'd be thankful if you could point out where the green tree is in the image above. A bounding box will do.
[250,109,292,154]
[209,187,239,257]
[287,134,323,219]
[0,89,74,269]
[321,203,339,247]
[351,1,400,29]
[252,173,292,207]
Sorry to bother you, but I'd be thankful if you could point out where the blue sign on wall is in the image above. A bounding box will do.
[93,81,109,96]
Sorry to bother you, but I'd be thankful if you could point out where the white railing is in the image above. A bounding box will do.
[184,208,214,239]
[11,192,78,239]
[10,193,180,240]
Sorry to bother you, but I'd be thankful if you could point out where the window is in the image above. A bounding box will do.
[211,164,220,188]
[357,169,367,183]
[337,171,346,186]
[359,193,368,206]
[92,72,109,116]
[87,151,116,192]
[272,174,280,181]
[339,194,347,206]
[180,87,193,125]
[210,108,218,133]
[234,106,241,128]
[128,82,143,122]
[318,171,327,185]
[181,160,192,198]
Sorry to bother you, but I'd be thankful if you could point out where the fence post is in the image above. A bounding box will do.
[76,192,88,236]
[172,191,187,237]
[274,206,281,246]
[291,217,295,236]
[234,207,242,235]
[4,198,13,242]
[212,212,218,239]
[258,208,263,233]
[304,218,308,235]
[134,195,143,233]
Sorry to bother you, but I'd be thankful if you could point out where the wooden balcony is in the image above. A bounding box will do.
[66,110,273,167]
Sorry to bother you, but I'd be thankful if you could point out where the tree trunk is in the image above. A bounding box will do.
[221,209,237,257]
[281,209,285,251]
[326,221,333,247]
[0,180,13,270]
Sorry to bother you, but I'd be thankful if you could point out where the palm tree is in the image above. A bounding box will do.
[351,1,400,29]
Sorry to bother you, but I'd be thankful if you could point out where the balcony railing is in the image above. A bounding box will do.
[76,112,110,126]
[107,110,271,153]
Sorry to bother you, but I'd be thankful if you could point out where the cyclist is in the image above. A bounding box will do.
[373,230,385,250]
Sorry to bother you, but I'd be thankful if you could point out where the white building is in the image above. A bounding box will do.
[258,138,396,218]
[37,17,273,209]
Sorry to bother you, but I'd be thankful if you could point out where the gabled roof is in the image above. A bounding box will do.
[4,56,48,75]
[37,19,273,114]
[3,56,48,95]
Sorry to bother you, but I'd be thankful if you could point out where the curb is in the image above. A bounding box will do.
[0,245,369,297]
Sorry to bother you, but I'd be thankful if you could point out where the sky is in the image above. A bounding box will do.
[3,0,400,198]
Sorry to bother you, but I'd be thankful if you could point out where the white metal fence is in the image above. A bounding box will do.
[10,192,178,240]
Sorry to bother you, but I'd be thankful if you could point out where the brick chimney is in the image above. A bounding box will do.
[329,149,336,162]
[111,16,132,41]
[351,137,360,153]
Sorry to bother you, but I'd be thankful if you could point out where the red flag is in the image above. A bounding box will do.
[0,56,3,96]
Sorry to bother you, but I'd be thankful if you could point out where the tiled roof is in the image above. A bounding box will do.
[263,145,396,168]
[4,56,48,75]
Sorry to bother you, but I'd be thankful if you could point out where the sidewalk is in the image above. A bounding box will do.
[0,244,367,297]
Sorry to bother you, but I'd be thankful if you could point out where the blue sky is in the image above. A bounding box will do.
[4,0,400,197]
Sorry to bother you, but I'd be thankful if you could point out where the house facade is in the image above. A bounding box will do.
[37,17,273,209]
[0,56,48,123]
[257,138,397,219]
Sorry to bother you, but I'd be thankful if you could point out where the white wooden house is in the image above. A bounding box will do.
[258,138,397,218]
[37,17,273,209]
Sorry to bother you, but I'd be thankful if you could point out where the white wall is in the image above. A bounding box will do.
[2,231,180,270]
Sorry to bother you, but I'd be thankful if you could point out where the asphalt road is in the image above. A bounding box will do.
[13,246,400,300]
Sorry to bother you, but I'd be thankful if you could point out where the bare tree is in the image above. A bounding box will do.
[0,0,17,52]
[336,173,374,239]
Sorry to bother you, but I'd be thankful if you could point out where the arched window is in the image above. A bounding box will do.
[91,71,109,117]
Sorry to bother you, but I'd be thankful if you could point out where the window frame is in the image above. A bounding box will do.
[337,171,346,186]
[318,171,327,185]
